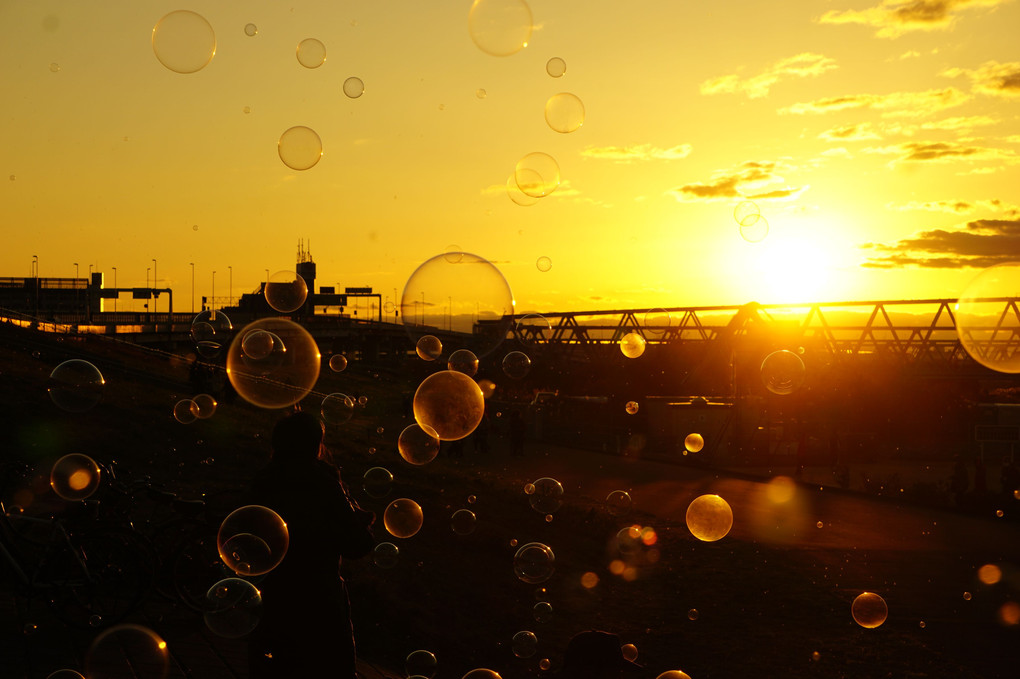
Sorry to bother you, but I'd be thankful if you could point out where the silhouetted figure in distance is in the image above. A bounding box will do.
[246,411,375,679]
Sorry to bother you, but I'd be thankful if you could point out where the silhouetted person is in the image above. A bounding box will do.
[247,411,375,679]
[509,410,526,456]
[559,630,642,679]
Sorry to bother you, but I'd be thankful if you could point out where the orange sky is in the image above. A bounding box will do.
[2,0,1018,314]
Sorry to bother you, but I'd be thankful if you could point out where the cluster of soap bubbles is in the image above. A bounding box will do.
[733,200,769,243]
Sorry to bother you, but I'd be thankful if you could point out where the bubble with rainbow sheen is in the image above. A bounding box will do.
[398,423,441,465]
[413,370,485,441]
[619,332,646,359]
[50,454,101,501]
[685,494,733,542]
[384,498,423,538]
[203,577,262,638]
[48,359,104,413]
[851,591,888,629]
[217,505,289,576]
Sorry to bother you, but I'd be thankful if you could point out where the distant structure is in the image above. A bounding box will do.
[0,272,104,320]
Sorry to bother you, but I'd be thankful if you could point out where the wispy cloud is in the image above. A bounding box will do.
[700,53,837,99]
[862,140,1018,164]
[861,217,1020,268]
[943,61,1020,98]
[668,160,807,202]
[819,0,1010,39]
[818,123,882,142]
[886,198,1019,214]
[780,87,970,117]
[581,144,692,162]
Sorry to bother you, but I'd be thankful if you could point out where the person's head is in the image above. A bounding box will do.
[271,411,324,463]
[560,631,640,679]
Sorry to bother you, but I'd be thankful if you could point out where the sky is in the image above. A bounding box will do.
[2,0,1018,315]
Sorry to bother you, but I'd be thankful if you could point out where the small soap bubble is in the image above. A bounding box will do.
[546,57,566,77]
[687,608,699,621]
[733,200,760,227]
[544,93,585,133]
[85,625,169,678]
[963,591,973,600]
[373,542,400,568]
[191,393,217,419]
[50,454,101,501]
[296,38,326,68]
[536,256,552,272]
[684,433,704,453]
[468,0,533,57]
[343,77,365,98]
[512,631,538,658]
[515,152,560,198]
[507,175,540,206]
[174,399,198,424]
[244,23,257,37]
[468,494,477,504]
[528,477,563,514]
[851,592,888,628]
[619,332,646,359]
[685,494,733,542]
[740,215,769,243]
[447,349,479,376]
[278,126,323,171]
[49,62,60,73]
[761,349,805,395]
[329,354,348,372]
[398,423,441,465]
[539,659,551,671]
[413,370,485,441]
[203,578,262,638]
[956,263,1020,373]
[217,505,289,576]
[321,393,355,425]
[533,601,553,622]
[502,351,531,379]
[476,88,487,99]
[625,401,639,415]
[514,542,555,584]
[621,644,638,662]
[48,359,105,412]
[384,498,424,538]
[406,650,438,679]
[451,509,477,535]
[416,335,443,361]
[606,490,633,516]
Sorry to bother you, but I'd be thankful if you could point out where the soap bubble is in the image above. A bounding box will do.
[226,318,320,409]
[191,393,217,419]
[606,490,633,516]
[761,350,806,395]
[514,542,555,584]
[622,644,638,662]
[203,578,262,638]
[546,57,566,77]
[686,494,733,542]
[217,505,289,576]
[477,88,487,99]
[373,542,400,568]
[413,370,485,441]
[536,256,552,272]
[619,332,646,359]
[244,23,257,37]
[50,453,101,501]
[515,314,552,347]
[528,477,563,514]
[48,359,104,412]
[955,263,1020,373]
[406,650,438,678]
[321,393,355,425]
[643,308,672,337]
[733,200,760,226]
[278,126,322,171]
[416,335,443,361]
[265,270,308,312]
[533,601,553,622]
[851,592,888,628]
[625,401,639,415]
[329,354,348,372]
[447,349,479,376]
[451,509,477,535]
[515,152,560,198]
[363,467,394,498]
[296,38,326,68]
[512,630,538,658]
[740,215,769,243]
[398,423,441,465]
[544,93,585,133]
[656,672,692,679]
[46,672,84,679]
[174,399,198,424]
[343,77,365,98]
[152,10,216,74]
[502,351,531,379]
[191,309,233,358]
[401,252,514,358]
[468,0,533,57]
[85,624,169,679]
[507,174,540,206]
[384,498,424,538]
[684,433,704,453]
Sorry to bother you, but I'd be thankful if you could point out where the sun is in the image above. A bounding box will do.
[744,235,840,304]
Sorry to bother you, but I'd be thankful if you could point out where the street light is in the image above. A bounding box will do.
[212,271,216,311]
[74,262,79,310]
[152,259,157,313]
[228,266,232,307]
[31,255,38,278]
[112,267,117,312]
[190,263,195,314]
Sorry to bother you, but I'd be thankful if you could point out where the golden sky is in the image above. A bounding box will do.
[2,0,1018,314]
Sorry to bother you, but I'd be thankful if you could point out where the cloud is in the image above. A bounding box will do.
[781,87,970,117]
[885,198,1020,214]
[668,160,807,202]
[700,53,838,99]
[861,217,1020,268]
[862,140,1018,164]
[943,61,1020,98]
[818,123,882,142]
[818,0,1010,39]
[581,144,692,162]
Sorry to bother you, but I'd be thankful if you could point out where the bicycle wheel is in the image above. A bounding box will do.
[50,527,156,629]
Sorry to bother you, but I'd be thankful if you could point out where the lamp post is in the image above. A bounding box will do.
[190,263,195,314]
[212,271,216,311]
[112,267,117,312]
[145,267,150,316]
[228,266,232,308]
[74,262,79,311]
[152,259,157,313]
[31,255,38,278]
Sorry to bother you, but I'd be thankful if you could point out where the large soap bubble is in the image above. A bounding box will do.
[217,505,289,576]
[468,0,533,57]
[955,263,1020,373]
[401,252,514,358]
[226,318,320,409]
[384,498,424,538]
[513,542,555,584]
[686,494,733,542]
[50,453,101,501]
[851,591,888,628]
[152,10,216,74]
[760,350,806,395]
[48,360,104,412]
[413,371,485,441]
[265,270,308,312]
[85,624,169,679]
[406,650,438,678]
